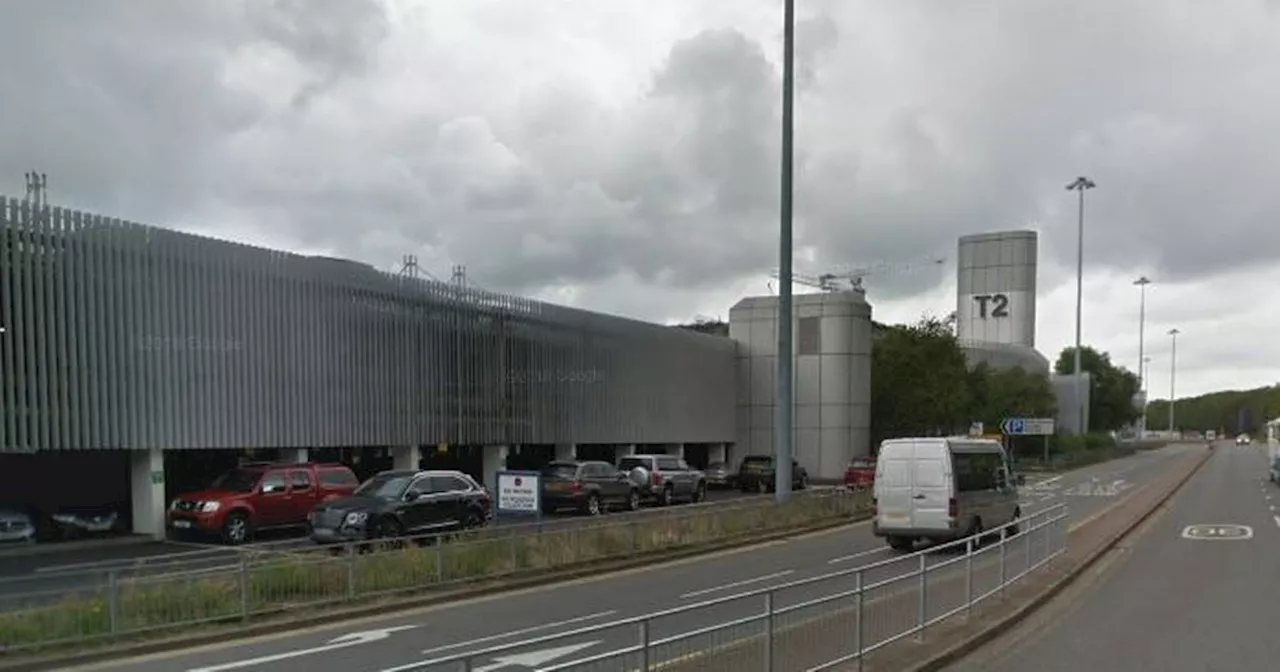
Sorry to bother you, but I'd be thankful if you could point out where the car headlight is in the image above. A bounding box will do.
[198,501,221,513]
[344,512,368,525]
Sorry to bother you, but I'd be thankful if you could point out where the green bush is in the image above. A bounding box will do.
[0,490,869,652]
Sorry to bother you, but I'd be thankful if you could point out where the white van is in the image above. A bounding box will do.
[871,437,1024,552]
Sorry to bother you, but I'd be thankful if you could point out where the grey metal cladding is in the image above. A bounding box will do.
[0,197,735,452]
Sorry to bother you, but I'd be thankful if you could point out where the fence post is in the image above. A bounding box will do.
[854,570,865,672]
[238,554,250,621]
[107,570,119,634]
[998,535,1008,600]
[639,619,651,671]
[764,591,775,671]
[964,537,974,619]
[346,544,357,600]
[916,552,927,641]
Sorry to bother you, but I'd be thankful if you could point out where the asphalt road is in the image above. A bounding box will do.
[62,445,1196,672]
[0,489,759,609]
[947,441,1275,672]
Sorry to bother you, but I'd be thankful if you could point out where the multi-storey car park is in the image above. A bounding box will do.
[0,196,737,538]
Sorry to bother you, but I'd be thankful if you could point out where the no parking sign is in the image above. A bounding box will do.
[496,470,541,516]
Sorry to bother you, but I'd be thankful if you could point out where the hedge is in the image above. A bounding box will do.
[0,489,869,653]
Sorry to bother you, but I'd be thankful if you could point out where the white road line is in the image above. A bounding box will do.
[680,570,795,599]
[417,610,617,657]
[1273,516,1280,530]
[1034,475,1064,487]
[827,547,890,565]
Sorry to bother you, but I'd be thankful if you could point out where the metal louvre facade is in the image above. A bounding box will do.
[0,198,736,452]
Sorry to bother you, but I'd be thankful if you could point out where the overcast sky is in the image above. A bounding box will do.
[3,0,1278,400]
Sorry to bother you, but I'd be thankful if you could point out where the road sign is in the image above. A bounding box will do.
[495,471,541,515]
[1001,417,1055,436]
[1181,524,1253,540]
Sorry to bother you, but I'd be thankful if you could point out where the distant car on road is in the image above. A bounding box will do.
[736,455,809,494]
[844,457,876,490]
[0,505,36,545]
[309,469,491,546]
[539,460,641,515]
[617,454,707,506]
[168,461,360,545]
[1236,434,1252,446]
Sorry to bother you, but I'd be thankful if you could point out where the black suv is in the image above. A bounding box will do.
[736,455,809,493]
[540,461,641,515]
[308,469,491,545]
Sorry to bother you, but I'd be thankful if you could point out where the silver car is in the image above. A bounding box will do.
[0,508,36,544]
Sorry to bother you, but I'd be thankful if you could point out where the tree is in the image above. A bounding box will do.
[871,315,972,444]
[1054,346,1141,431]
[1145,384,1280,434]
[967,363,1057,429]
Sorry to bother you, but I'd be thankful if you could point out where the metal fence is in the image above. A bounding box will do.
[397,502,1068,672]
[0,489,867,651]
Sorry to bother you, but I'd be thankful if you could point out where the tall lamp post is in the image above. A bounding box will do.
[1134,276,1152,435]
[1066,176,1096,434]
[1168,328,1180,433]
[774,0,797,501]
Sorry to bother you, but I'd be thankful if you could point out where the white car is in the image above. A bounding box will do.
[1237,434,1252,446]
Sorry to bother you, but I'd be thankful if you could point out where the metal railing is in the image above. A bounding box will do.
[398,502,1068,672]
[0,489,867,651]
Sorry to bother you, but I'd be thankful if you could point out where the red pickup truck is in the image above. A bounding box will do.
[167,461,359,544]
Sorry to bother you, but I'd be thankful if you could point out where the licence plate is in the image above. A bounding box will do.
[172,520,192,529]
[545,483,569,492]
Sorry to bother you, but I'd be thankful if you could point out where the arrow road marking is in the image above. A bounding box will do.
[186,626,417,671]
[472,640,601,672]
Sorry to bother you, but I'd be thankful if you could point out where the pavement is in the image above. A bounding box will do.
[0,490,760,610]
[944,440,1276,672]
[49,444,1195,672]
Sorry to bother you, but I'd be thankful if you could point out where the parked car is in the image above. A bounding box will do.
[616,454,707,506]
[1269,457,1280,484]
[844,457,876,490]
[0,504,36,545]
[308,469,491,545]
[539,461,641,515]
[872,437,1025,552]
[736,455,809,493]
[705,461,735,490]
[167,461,360,544]
[51,504,122,540]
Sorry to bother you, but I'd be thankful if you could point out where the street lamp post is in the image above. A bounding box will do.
[1134,276,1152,435]
[1066,176,1097,434]
[1168,328,1180,433]
[774,0,797,501]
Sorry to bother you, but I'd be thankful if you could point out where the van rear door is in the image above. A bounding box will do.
[909,440,952,530]
[874,442,914,529]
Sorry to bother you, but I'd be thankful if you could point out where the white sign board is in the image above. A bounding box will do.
[496,471,541,514]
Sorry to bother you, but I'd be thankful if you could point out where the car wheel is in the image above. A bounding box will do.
[221,513,250,545]
[756,479,768,494]
[694,482,707,503]
[372,518,406,550]
[627,489,641,511]
[797,474,809,490]
[585,494,602,516]
[660,485,675,506]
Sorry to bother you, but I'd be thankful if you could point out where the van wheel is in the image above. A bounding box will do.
[968,518,985,546]
[1006,508,1022,536]
[887,536,913,552]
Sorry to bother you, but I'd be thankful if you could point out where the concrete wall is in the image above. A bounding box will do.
[729,292,873,480]
[960,341,1050,373]
[0,197,735,451]
[956,230,1038,348]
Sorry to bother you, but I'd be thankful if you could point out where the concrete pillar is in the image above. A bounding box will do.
[619,444,637,457]
[391,445,421,471]
[709,443,727,465]
[555,443,576,462]
[670,444,685,458]
[130,448,166,539]
[279,448,309,463]
[483,445,510,491]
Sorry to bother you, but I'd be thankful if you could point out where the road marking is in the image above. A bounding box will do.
[417,610,616,657]
[1181,524,1254,540]
[827,547,889,565]
[1034,475,1064,488]
[187,626,416,671]
[680,570,795,599]
[471,640,601,672]
[1274,516,1280,529]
